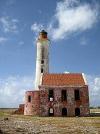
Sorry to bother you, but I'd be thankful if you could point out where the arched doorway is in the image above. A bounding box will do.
[49,108,54,116]
[75,108,80,116]
[62,108,67,116]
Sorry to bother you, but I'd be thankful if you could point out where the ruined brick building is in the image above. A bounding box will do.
[24,30,89,117]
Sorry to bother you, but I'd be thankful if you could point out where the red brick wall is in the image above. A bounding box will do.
[39,86,90,117]
[24,91,40,115]
[13,104,24,114]
[39,87,49,116]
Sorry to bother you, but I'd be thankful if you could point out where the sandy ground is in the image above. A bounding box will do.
[0,115,100,134]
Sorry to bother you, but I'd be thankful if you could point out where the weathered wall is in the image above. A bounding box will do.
[24,91,40,115]
[13,104,24,114]
[39,86,90,117]
[35,38,49,90]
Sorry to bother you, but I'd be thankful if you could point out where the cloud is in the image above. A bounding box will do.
[0,16,19,33]
[48,0,99,40]
[31,23,44,42]
[0,76,34,108]
[86,75,100,107]
[31,23,44,33]
[0,37,8,44]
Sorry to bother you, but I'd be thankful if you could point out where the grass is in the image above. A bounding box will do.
[0,108,17,117]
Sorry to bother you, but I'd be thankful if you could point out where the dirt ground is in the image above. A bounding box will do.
[0,109,100,134]
[0,116,100,134]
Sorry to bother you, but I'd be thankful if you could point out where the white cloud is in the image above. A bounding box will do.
[31,23,44,33]
[31,23,45,42]
[31,0,99,41]
[86,75,100,107]
[48,0,99,40]
[0,16,19,33]
[0,76,34,108]
[0,37,8,44]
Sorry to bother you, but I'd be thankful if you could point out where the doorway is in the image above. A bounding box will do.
[62,108,67,116]
[75,108,80,116]
[49,108,54,116]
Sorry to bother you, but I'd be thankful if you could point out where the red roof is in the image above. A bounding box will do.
[42,73,85,86]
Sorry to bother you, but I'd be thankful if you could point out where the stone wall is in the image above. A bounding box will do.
[13,104,24,114]
[39,87,49,116]
[39,86,90,117]
[24,91,40,115]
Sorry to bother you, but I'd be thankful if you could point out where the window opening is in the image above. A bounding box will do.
[41,68,43,73]
[75,108,80,116]
[62,90,67,101]
[49,108,54,116]
[41,60,44,64]
[62,108,67,116]
[74,90,80,100]
[28,95,31,102]
[41,47,44,59]
[49,90,54,101]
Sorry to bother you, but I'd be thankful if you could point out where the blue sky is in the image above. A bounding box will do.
[0,0,100,107]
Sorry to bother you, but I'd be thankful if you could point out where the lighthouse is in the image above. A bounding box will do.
[35,30,49,90]
[24,30,89,116]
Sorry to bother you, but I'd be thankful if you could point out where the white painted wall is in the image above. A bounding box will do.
[35,40,49,90]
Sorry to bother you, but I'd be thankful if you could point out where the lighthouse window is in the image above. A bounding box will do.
[41,60,44,64]
[41,68,43,73]
[41,47,44,59]
[28,95,31,102]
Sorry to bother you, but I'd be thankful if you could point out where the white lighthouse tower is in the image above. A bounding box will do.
[35,30,49,90]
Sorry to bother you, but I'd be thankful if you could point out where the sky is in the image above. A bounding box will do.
[0,0,100,108]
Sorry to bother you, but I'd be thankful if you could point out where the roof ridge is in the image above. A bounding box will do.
[43,73,82,75]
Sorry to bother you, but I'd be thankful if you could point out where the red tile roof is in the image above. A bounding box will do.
[42,73,85,86]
